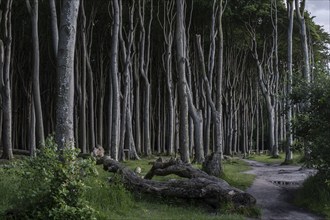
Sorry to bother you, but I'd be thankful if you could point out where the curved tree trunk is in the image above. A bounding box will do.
[103,157,256,208]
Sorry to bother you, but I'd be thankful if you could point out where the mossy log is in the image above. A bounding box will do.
[103,157,256,209]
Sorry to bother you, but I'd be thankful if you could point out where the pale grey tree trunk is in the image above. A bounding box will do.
[133,59,141,154]
[29,99,36,157]
[295,0,311,84]
[272,0,280,157]
[285,0,294,162]
[49,0,58,57]
[216,0,225,157]
[118,0,139,160]
[187,87,204,163]
[248,21,279,158]
[138,0,153,156]
[0,0,13,160]
[260,101,265,152]
[26,0,45,146]
[157,0,175,155]
[96,43,105,147]
[84,1,96,151]
[109,0,120,160]
[256,91,260,153]
[55,0,80,150]
[79,1,87,153]
[176,0,189,163]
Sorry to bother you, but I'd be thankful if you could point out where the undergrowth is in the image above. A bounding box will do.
[294,174,330,218]
[0,153,257,220]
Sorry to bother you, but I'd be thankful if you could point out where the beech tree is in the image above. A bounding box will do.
[285,0,294,162]
[55,0,80,149]
[26,0,45,150]
[176,0,190,163]
[109,0,120,160]
[0,0,13,160]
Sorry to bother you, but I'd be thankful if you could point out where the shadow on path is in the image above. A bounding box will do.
[243,159,324,220]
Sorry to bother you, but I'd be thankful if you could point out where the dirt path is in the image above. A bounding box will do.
[243,159,324,220]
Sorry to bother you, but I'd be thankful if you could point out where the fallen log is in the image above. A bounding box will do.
[103,157,256,209]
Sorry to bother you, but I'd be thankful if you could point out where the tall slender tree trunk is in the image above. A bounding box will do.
[29,98,36,157]
[216,0,224,158]
[49,0,58,57]
[272,0,280,157]
[285,0,294,162]
[109,0,120,160]
[134,68,141,154]
[295,0,311,84]
[0,0,13,160]
[176,0,189,163]
[55,0,80,150]
[96,44,105,147]
[83,0,96,151]
[26,0,45,146]
[157,0,175,155]
[79,3,87,153]
[138,0,153,156]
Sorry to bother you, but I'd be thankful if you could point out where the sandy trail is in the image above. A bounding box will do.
[243,159,324,220]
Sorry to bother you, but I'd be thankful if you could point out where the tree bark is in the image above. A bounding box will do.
[29,98,36,157]
[176,0,190,163]
[103,157,256,208]
[285,0,294,162]
[157,0,175,156]
[49,0,59,57]
[216,0,225,156]
[55,0,80,149]
[109,0,120,160]
[26,0,45,146]
[0,0,13,160]
[138,0,153,156]
[295,0,311,84]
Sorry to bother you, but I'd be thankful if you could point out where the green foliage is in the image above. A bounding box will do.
[4,136,98,220]
[292,73,330,181]
[295,175,330,218]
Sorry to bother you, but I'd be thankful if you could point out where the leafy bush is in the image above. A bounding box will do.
[6,136,98,220]
[295,175,330,218]
[293,73,330,181]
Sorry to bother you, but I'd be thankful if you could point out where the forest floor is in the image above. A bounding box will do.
[243,159,324,220]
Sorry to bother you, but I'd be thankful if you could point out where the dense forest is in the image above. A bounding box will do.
[1,0,329,163]
[1,0,330,219]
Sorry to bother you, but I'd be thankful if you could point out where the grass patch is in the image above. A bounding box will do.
[294,174,330,218]
[221,159,256,190]
[247,152,303,165]
[0,166,20,217]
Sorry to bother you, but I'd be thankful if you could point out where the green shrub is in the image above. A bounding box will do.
[295,174,330,218]
[5,136,98,220]
[293,73,330,181]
